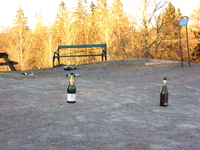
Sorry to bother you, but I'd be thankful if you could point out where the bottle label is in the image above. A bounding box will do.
[67,93,76,102]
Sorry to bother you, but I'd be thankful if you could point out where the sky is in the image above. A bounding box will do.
[0,0,199,29]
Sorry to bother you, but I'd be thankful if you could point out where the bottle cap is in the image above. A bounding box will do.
[70,72,75,76]
[163,77,167,84]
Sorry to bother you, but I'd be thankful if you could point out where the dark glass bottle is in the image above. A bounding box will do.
[160,77,168,107]
[67,73,76,103]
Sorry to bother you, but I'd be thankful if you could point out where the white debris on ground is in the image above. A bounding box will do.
[145,59,180,65]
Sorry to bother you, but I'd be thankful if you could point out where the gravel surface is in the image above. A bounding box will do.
[0,59,200,150]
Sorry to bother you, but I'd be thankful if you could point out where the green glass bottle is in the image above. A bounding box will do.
[64,66,71,70]
[67,73,76,103]
[160,77,168,107]
[64,66,79,71]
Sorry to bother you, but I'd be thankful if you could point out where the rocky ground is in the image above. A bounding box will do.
[0,59,200,150]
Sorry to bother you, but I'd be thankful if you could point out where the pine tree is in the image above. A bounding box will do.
[73,0,89,44]
[190,7,200,63]
[54,1,70,45]
[93,0,112,59]
[191,7,200,40]
[161,2,182,60]
[163,2,180,36]
[89,0,100,43]
[110,0,130,59]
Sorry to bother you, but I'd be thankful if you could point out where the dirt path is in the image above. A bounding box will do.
[0,59,200,150]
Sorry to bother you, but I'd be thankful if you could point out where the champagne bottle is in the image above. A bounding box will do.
[160,77,168,107]
[64,66,78,71]
[67,73,76,103]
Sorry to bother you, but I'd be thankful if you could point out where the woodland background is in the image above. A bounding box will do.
[0,0,200,71]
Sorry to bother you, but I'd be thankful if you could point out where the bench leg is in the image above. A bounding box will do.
[3,55,17,71]
[8,64,17,71]
[53,57,55,67]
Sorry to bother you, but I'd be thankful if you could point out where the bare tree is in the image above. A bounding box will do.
[136,0,168,58]
[11,8,31,70]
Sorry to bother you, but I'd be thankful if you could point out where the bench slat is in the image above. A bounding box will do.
[0,61,18,66]
[10,61,18,65]
[54,54,103,58]
[0,63,7,66]
[58,44,106,49]
[0,53,8,58]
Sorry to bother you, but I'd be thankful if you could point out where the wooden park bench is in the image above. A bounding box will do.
[53,44,107,66]
[0,53,18,71]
